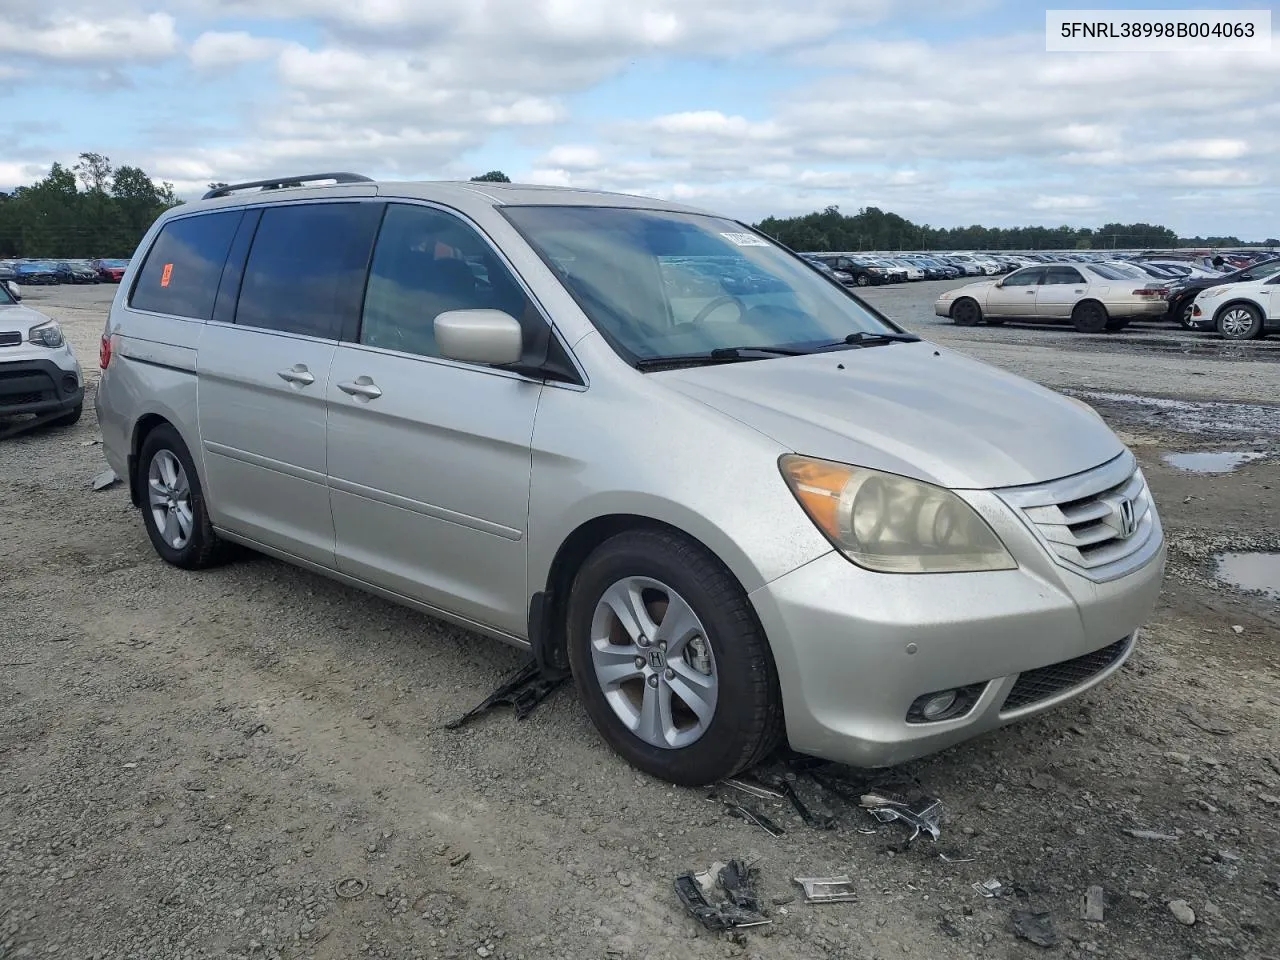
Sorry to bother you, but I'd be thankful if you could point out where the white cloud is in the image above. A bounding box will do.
[1030,195,1102,212]
[0,12,178,63]
[189,31,292,70]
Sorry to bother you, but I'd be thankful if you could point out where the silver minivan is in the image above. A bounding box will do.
[96,174,1165,786]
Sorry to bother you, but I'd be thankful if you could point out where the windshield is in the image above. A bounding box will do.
[502,206,898,363]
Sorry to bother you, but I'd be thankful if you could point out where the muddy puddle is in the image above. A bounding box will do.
[1215,552,1280,601]
[1163,451,1266,473]
[1075,390,1280,438]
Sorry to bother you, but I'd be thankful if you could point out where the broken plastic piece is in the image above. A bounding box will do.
[781,774,837,830]
[722,777,785,801]
[1011,908,1059,948]
[718,860,764,913]
[444,659,568,729]
[939,853,975,864]
[794,876,857,903]
[674,865,772,932]
[1083,885,1106,922]
[861,789,943,842]
[92,468,121,491]
[719,798,785,837]
[972,879,1004,899]
[1124,829,1178,841]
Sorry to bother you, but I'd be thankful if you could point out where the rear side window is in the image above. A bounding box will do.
[235,202,384,339]
[129,212,241,320]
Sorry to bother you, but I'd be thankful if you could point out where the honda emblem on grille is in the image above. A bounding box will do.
[1115,497,1137,539]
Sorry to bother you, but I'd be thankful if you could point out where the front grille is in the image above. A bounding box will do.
[1001,637,1131,712]
[0,391,46,407]
[0,332,21,347]
[997,452,1160,582]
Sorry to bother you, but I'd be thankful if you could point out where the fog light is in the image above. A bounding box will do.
[921,691,958,720]
[62,373,79,392]
[906,682,986,724]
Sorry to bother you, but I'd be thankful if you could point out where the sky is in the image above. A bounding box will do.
[0,0,1276,237]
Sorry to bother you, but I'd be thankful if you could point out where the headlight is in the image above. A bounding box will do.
[779,455,1017,574]
[28,320,65,348]
[1199,287,1228,298]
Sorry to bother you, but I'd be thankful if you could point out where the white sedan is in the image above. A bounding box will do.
[1189,276,1280,340]
[934,262,1169,333]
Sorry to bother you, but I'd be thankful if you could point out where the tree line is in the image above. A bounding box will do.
[0,154,180,259]
[2,160,1272,259]
[754,204,1277,252]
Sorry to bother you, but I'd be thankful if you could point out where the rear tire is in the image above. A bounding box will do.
[856,274,869,287]
[137,424,233,570]
[1176,299,1196,329]
[951,298,983,326]
[1217,303,1263,341]
[566,528,783,787]
[1072,300,1108,333]
[1105,317,1130,332]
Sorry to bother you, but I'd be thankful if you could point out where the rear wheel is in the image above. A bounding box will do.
[951,298,983,326]
[138,424,232,570]
[566,529,783,786]
[856,274,870,287]
[1217,303,1263,341]
[1071,300,1108,333]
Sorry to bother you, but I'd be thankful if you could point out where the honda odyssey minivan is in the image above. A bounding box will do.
[96,174,1165,786]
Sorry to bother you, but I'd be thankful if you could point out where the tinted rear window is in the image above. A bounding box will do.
[130,212,241,320]
[235,202,384,339]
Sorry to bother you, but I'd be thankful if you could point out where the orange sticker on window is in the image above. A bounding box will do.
[160,263,173,287]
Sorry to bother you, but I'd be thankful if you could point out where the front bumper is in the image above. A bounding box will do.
[751,496,1166,769]
[0,356,84,417]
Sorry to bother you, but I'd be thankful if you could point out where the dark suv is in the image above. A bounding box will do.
[813,255,887,287]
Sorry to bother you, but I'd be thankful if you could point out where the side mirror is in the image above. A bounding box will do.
[435,309,523,366]
[5,280,20,300]
[993,279,1004,288]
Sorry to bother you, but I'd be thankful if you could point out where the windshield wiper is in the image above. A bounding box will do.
[634,345,808,370]
[814,331,922,350]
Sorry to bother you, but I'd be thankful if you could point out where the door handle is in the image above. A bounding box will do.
[337,377,382,400]
[277,365,315,386]
[1026,290,1037,294]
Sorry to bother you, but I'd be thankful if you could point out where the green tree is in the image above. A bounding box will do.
[471,170,512,182]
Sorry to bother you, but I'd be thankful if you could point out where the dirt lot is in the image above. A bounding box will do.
[2,280,1277,960]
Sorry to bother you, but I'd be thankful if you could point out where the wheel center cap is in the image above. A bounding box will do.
[647,649,666,671]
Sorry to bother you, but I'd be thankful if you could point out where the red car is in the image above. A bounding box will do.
[92,259,130,282]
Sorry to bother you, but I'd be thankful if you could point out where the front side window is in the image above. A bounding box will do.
[130,211,242,320]
[360,204,534,359]
[235,202,384,339]
[1001,268,1043,287]
[503,206,897,363]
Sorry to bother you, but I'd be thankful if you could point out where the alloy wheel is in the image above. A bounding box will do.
[589,576,718,750]
[1219,307,1256,339]
[147,449,194,550]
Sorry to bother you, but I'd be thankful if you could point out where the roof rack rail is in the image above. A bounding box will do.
[202,172,374,200]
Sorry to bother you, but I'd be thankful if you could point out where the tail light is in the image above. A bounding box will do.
[99,333,113,369]
[1132,288,1166,298]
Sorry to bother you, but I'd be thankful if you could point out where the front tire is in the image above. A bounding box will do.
[951,298,983,326]
[138,424,232,570]
[1217,303,1263,340]
[566,529,783,787]
[1072,300,1108,333]
[856,274,870,287]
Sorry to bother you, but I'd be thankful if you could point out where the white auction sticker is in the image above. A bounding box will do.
[1046,9,1270,51]
[721,232,771,247]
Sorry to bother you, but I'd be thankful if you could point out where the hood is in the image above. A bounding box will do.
[657,342,1124,489]
[0,304,56,337]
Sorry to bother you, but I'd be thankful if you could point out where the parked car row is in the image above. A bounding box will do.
[0,258,132,285]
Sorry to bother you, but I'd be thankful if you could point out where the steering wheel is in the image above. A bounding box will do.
[692,295,746,325]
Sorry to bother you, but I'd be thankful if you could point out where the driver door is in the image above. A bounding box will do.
[984,267,1044,317]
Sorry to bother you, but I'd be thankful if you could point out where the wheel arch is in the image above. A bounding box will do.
[1213,297,1265,325]
[128,411,200,508]
[529,512,763,675]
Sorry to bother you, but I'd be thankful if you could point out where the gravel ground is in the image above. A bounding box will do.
[2,281,1277,960]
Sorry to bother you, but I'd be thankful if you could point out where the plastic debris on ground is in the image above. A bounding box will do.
[674,860,772,932]
[1083,885,1106,922]
[1011,908,1059,948]
[91,467,121,491]
[972,879,1005,899]
[794,876,857,903]
[443,659,568,729]
[859,788,944,842]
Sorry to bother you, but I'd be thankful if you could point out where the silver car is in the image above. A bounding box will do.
[0,280,84,426]
[95,175,1165,786]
